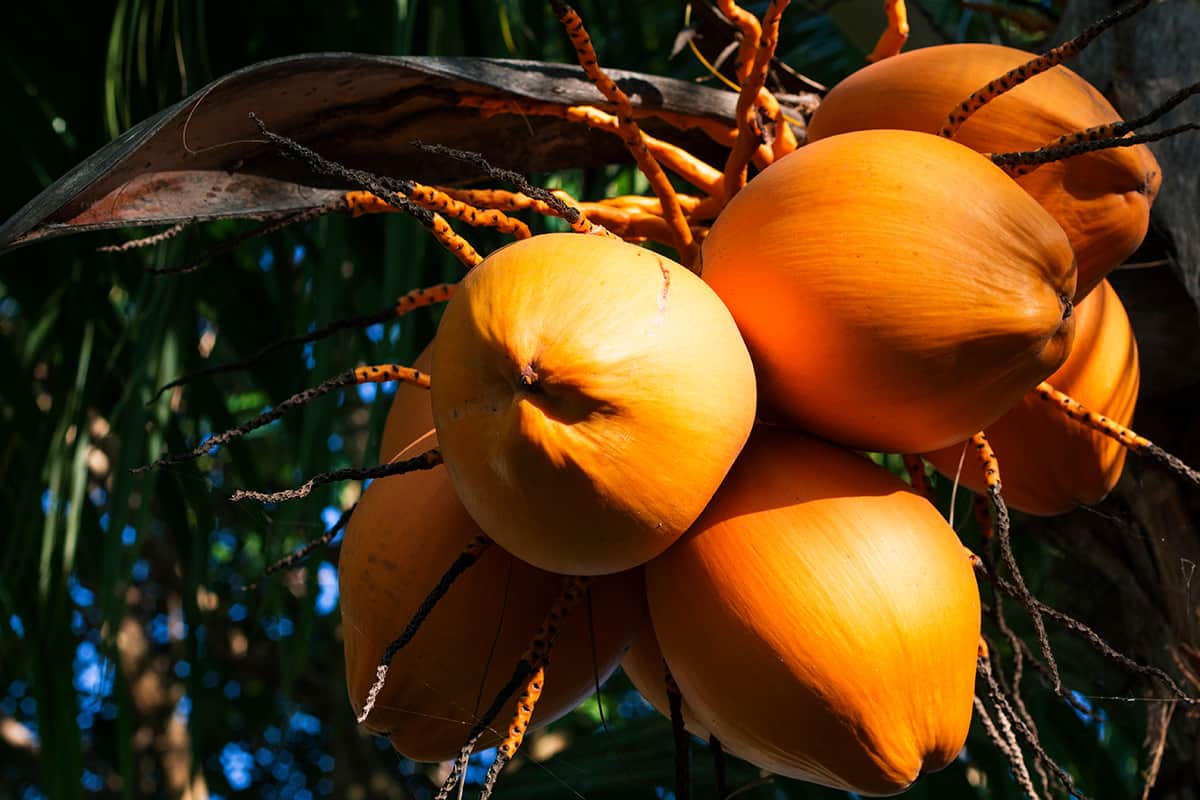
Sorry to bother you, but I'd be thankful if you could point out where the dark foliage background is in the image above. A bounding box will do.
[1,1,1195,799]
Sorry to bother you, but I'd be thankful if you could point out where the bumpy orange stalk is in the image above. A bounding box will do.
[723,0,790,200]
[551,1,698,268]
[866,0,910,62]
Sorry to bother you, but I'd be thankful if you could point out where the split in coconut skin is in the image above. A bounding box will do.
[431,233,757,577]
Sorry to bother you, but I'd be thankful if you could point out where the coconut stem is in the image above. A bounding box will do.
[99,221,189,253]
[435,575,591,800]
[666,666,692,800]
[982,568,1196,704]
[903,454,932,500]
[984,619,1054,795]
[722,0,791,201]
[973,692,1040,800]
[978,652,1089,799]
[249,114,483,268]
[231,449,443,504]
[456,95,728,201]
[709,735,728,800]
[941,0,1152,140]
[999,82,1200,177]
[355,534,493,725]
[138,363,430,471]
[866,0,910,63]
[479,665,546,800]
[154,285,452,401]
[344,186,532,239]
[143,206,334,277]
[992,124,1200,175]
[414,140,615,237]
[971,432,1061,693]
[1035,382,1200,487]
[550,0,699,268]
[262,502,356,578]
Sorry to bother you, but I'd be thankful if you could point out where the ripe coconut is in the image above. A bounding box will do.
[340,358,643,762]
[924,279,1139,514]
[431,233,757,576]
[646,428,981,794]
[807,43,1161,300]
[700,129,1076,453]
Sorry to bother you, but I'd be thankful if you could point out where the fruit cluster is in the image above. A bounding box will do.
[339,35,1163,799]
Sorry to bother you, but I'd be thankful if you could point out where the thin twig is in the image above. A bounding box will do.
[231,450,442,504]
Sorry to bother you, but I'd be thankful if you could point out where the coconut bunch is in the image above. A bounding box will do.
[340,127,1093,792]
[336,15,1189,800]
[345,215,985,794]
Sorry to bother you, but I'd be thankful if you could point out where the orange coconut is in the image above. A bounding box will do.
[700,129,1076,453]
[924,279,1139,514]
[431,233,757,576]
[807,43,1161,300]
[646,428,981,795]
[340,360,643,762]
